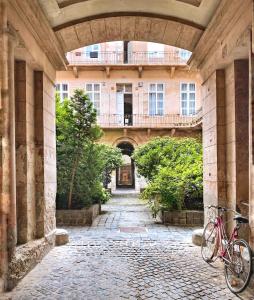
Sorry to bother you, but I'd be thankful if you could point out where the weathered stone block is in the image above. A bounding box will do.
[56,204,101,226]
[55,229,69,246]
[162,210,203,226]
[192,228,204,246]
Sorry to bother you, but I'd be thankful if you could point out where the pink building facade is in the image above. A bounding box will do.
[57,41,202,191]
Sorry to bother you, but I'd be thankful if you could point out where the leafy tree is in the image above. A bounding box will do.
[56,89,102,208]
[133,137,203,214]
[56,90,122,209]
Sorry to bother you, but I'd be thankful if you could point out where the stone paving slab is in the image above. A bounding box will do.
[2,193,254,300]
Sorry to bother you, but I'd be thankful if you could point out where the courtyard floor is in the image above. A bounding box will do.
[3,191,254,300]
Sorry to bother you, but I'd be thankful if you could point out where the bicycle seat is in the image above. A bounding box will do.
[233,216,249,224]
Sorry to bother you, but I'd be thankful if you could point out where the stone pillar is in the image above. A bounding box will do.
[6,27,17,260]
[202,70,226,222]
[0,0,17,291]
[0,1,8,291]
[15,61,37,244]
[232,61,249,215]
[34,71,45,238]
[34,71,56,238]
[249,46,254,249]
[224,60,249,237]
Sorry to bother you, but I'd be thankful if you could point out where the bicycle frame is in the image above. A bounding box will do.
[213,213,238,263]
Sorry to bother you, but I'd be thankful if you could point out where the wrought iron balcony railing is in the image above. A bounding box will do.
[67,51,189,66]
[97,111,202,128]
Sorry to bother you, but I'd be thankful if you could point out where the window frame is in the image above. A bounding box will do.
[148,83,165,116]
[85,83,101,114]
[180,82,196,116]
[56,83,69,101]
[83,44,101,59]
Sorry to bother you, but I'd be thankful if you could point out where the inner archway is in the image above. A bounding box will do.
[116,142,135,188]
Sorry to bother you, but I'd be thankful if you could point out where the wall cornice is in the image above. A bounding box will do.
[9,0,68,70]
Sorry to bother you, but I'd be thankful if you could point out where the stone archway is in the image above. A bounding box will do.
[54,15,204,53]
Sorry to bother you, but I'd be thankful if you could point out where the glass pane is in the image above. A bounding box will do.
[62,93,68,99]
[149,93,156,115]
[62,84,68,91]
[182,108,187,115]
[86,84,93,92]
[157,101,163,115]
[116,84,124,92]
[190,93,195,101]
[125,84,132,93]
[93,44,99,51]
[181,83,187,91]
[87,92,93,101]
[56,84,60,91]
[94,93,100,101]
[189,83,195,91]
[150,84,156,92]
[181,93,187,101]
[94,101,100,114]
[189,102,195,111]
[157,84,164,92]
[181,101,187,108]
[157,107,163,116]
[157,93,164,101]
[94,84,100,91]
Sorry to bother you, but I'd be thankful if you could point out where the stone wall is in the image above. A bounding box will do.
[7,232,55,291]
[161,210,204,226]
[0,0,61,292]
[56,204,101,226]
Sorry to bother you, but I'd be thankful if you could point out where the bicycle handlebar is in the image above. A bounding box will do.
[205,205,240,215]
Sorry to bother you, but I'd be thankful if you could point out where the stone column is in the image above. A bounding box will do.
[15,61,29,244]
[202,70,226,222]
[224,60,249,238]
[34,71,56,239]
[0,0,17,291]
[249,44,254,249]
[6,30,17,259]
[233,60,249,215]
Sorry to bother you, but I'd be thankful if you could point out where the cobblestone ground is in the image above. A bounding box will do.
[3,192,254,300]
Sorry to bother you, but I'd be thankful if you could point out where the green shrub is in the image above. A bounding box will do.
[133,137,203,214]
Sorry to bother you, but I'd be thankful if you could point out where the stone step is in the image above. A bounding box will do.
[111,193,140,198]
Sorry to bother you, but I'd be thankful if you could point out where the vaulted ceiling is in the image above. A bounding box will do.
[38,0,220,52]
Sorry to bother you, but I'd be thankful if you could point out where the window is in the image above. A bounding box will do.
[84,44,100,58]
[180,49,192,60]
[86,83,101,114]
[56,83,69,101]
[180,83,196,115]
[149,83,164,116]
[148,42,164,59]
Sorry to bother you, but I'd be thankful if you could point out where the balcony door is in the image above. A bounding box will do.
[116,84,133,125]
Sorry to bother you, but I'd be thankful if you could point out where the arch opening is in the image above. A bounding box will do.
[116,142,135,189]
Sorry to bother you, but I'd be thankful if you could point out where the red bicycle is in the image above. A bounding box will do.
[201,205,252,293]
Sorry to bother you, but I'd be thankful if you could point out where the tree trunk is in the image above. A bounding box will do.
[68,156,79,209]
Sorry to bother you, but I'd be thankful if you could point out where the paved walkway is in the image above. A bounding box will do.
[3,192,254,299]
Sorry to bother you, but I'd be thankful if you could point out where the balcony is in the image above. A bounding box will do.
[97,111,202,129]
[67,51,189,66]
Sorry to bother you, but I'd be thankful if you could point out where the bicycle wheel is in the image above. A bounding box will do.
[224,239,252,293]
[201,221,218,263]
